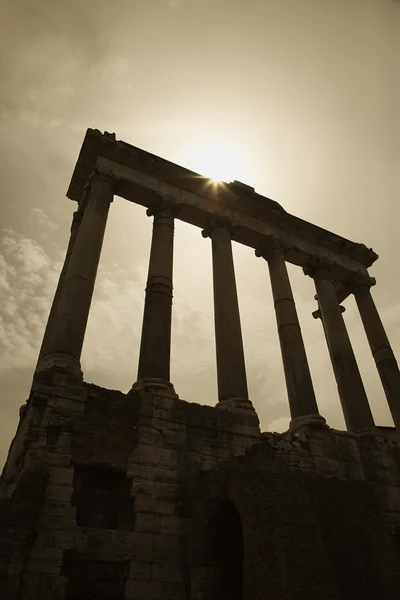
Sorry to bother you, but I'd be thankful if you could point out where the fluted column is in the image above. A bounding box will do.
[256,238,324,430]
[134,198,178,394]
[37,208,83,365]
[36,171,115,379]
[202,217,251,410]
[352,275,400,434]
[305,259,375,432]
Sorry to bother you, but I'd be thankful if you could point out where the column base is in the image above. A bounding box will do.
[289,414,328,434]
[35,353,83,380]
[131,378,179,398]
[216,397,254,411]
[357,427,384,439]
[216,397,259,429]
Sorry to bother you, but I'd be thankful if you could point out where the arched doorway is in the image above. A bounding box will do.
[211,500,243,600]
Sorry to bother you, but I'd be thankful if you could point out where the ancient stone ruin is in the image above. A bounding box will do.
[1,128,400,599]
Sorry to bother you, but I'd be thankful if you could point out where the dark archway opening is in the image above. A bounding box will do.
[211,500,243,600]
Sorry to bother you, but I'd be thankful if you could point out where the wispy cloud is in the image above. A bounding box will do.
[0,230,61,372]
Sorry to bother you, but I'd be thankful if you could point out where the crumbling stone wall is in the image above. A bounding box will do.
[2,377,400,600]
[0,374,259,600]
[188,428,400,600]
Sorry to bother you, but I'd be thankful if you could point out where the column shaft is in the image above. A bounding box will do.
[313,268,375,432]
[36,172,114,378]
[209,226,248,402]
[137,205,175,385]
[266,247,319,419]
[354,284,400,432]
[37,209,82,364]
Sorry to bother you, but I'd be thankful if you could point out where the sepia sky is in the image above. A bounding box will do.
[0,0,399,466]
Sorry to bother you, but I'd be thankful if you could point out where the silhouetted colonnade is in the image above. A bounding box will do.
[36,170,400,435]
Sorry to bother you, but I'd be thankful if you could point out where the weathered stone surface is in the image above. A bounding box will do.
[1,375,400,599]
[125,532,154,562]
[129,560,152,581]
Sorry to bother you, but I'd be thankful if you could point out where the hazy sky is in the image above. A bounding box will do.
[1,0,399,466]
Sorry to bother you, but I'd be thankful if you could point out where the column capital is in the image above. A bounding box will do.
[347,272,376,293]
[303,256,334,280]
[255,235,289,259]
[201,215,235,239]
[146,194,182,218]
[86,169,118,194]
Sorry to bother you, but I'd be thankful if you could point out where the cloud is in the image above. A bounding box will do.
[268,416,290,433]
[0,230,61,372]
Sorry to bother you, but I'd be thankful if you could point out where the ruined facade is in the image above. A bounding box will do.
[1,128,400,599]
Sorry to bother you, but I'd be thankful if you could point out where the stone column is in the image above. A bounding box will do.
[352,275,400,434]
[36,171,115,379]
[134,198,178,394]
[305,259,375,433]
[202,217,251,410]
[256,238,324,430]
[36,208,83,365]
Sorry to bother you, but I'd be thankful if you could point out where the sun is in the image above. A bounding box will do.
[185,139,247,185]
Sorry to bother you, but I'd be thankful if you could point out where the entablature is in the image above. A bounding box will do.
[67,129,378,292]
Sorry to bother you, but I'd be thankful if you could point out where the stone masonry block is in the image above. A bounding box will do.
[232,441,252,457]
[45,485,73,503]
[34,530,55,548]
[383,484,400,512]
[231,423,260,437]
[133,495,176,516]
[167,409,186,424]
[200,458,219,470]
[7,562,24,576]
[47,397,85,413]
[134,495,156,513]
[154,500,177,516]
[131,479,154,497]
[191,592,212,600]
[26,557,62,575]
[149,395,180,411]
[160,448,181,470]
[162,430,186,450]
[29,547,63,562]
[47,467,74,487]
[139,403,167,420]
[154,482,180,501]
[14,578,39,600]
[125,580,164,600]
[42,452,71,468]
[49,432,72,455]
[138,444,162,466]
[314,457,340,475]
[153,466,181,484]
[125,532,154,562]
[129,560,152,581]
[153,535,184,564]
[126,463,154,480]
[38,574,68,600]
[135,513,162,534]
[159,515,184,535]
[139,426,163,446]
[152,563,183,583]
[53,530,75,550]
[38,503,76,530]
